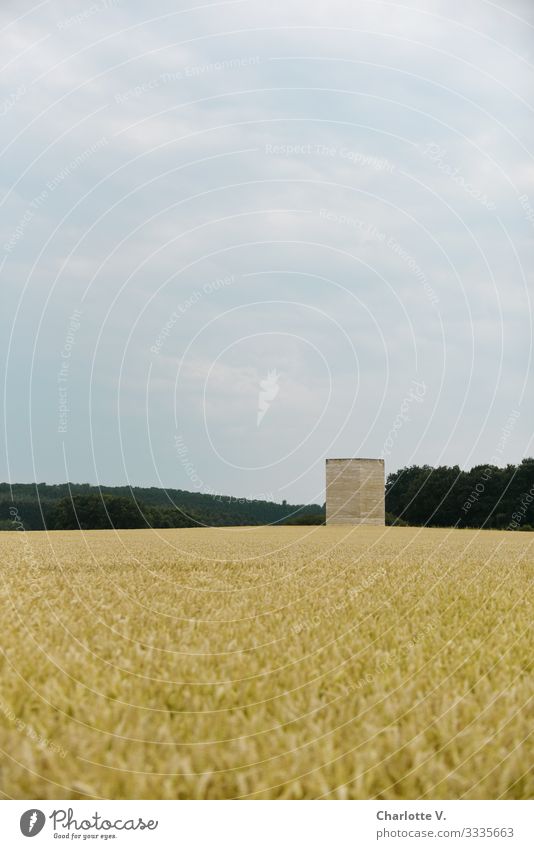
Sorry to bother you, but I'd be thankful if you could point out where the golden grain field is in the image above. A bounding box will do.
[0,525,532,800]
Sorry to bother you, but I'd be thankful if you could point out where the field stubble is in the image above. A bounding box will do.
[0,525,532,799]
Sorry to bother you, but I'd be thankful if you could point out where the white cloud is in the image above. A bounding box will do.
[1,0,533,498]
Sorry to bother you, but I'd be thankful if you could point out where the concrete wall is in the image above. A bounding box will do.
[325,458,385,525]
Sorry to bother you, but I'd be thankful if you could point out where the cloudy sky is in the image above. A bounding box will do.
[1,0,533,504]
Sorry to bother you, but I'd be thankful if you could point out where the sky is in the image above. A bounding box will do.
[1,0,533,505]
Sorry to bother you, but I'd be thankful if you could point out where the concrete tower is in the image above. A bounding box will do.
[325,458,385,525]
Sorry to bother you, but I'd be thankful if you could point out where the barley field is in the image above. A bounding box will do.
[0,525,532,800]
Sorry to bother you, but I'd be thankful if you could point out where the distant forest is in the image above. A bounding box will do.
[386,459,534,530]
[1,459,533,531]
[0,482,323,531]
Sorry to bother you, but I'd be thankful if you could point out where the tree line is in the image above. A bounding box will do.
[0,483,322,531]
[2,460,533,531]
[386,459,534,529]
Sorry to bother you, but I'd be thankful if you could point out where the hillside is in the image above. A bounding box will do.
[0,482,323,530]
